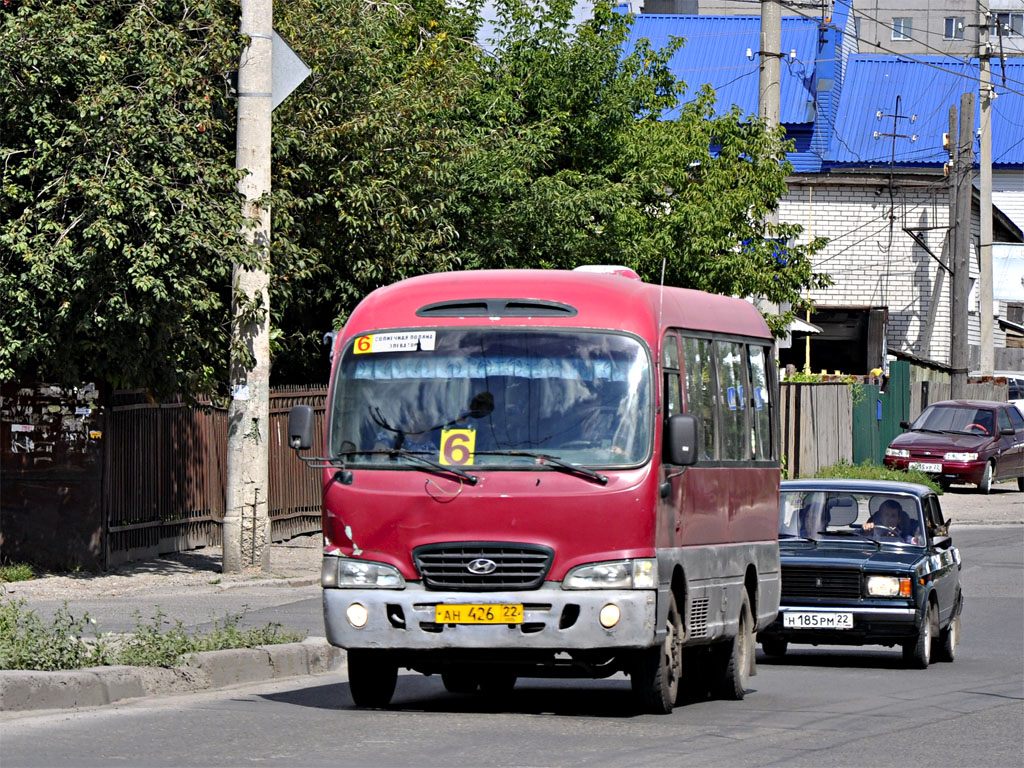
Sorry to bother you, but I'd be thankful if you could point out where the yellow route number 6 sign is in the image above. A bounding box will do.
[440,428,476,466]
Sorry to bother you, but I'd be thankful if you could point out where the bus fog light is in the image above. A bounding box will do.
[347,603,369,628]
[599,604,621,628]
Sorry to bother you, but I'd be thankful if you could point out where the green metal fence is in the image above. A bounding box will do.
[852,361,910,465]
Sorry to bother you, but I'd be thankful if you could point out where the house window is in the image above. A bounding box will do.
[944,17,964,40]
[892,17,912,40]
[991,13,1024,37]
[854,16,861,40]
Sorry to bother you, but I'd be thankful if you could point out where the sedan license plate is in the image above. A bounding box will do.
[908,461,942,473]
[435,604,523,624]
[783,612,854,630]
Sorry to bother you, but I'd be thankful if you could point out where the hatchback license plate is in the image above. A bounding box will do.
[435,604,523,624]
[908,461,942,472]
[783,612,854,629]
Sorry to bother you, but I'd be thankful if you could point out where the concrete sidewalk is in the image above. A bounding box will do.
[0,638,346,713]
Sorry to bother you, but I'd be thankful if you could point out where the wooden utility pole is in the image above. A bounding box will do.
[978,2,995,375]
[225,0,273,573]
[950,93,975,400]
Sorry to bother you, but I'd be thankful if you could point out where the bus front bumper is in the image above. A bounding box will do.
[323,583,658,651]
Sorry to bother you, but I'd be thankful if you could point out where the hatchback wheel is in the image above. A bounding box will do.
[978,460,994,494]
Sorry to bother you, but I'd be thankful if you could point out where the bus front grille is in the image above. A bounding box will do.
[413,543,553,591]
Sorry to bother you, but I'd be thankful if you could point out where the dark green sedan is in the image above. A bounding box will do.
[758,479,962,668]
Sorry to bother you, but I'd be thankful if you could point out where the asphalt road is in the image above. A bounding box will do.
[1,526,1020,768]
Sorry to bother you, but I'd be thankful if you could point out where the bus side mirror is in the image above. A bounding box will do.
[288,405,314,450]
[666,414,698,466]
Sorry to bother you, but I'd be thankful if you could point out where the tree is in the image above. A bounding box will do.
[0,0,252,396]
[445,0,829,334]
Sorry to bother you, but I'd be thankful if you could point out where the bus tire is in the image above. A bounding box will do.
[441,667,478,694]
[478,671,517,695]
[631,592,683,714]
[714,591,754,700]
[348,649,398,708]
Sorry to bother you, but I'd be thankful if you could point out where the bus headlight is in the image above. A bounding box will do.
[322,557,405,589]
[563,559,657,589]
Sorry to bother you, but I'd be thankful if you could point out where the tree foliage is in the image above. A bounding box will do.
[2,0,830,392]
[1,0,250,396]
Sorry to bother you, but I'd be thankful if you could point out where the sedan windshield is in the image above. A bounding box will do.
[329,329,652,469]
[910,405,995,436]
[779,491,927,546]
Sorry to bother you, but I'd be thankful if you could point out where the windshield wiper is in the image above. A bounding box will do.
[474,450,608,485]
[819,528,881,547]
[337,448,478,485]
[911,427,944,433]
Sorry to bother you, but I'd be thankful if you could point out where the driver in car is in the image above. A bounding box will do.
[863,499,921,544]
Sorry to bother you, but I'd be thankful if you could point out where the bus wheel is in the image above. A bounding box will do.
[348,649,397,708]
[714,591,754,700]
[478,671,517,695]
[760,638,788,657]
[441,667,479,694]
[631,592,683,714]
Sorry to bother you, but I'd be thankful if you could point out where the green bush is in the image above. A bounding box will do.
[0,600,306,671]
[813,460,943,494]
[0,563,34,583]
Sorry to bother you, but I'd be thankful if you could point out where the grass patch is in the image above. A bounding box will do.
[813,460,943,494]
[0,563,34,583]
[0,600,306,671]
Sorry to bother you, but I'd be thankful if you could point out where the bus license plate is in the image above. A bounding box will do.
[909,461,942,473]
[783,612,853,629]
[435,604,523,624]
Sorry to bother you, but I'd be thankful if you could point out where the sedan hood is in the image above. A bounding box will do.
[888,431,989,451]
[780,539,924,571]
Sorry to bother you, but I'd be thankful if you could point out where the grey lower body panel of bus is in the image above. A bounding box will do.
[658,540,781,644]
[323,584,657,651]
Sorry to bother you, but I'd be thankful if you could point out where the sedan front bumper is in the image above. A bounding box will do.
[883,456,986,485]
[759,603,919,647]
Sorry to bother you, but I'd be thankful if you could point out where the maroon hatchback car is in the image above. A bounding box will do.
[884,400,1024,493]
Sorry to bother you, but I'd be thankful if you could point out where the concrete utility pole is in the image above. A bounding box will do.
[978,2,995,376]
[759,0,781,135]
[950,94,975,400]
[224,0,273,573]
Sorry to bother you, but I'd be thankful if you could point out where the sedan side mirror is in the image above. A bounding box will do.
[666,414,698,466]
[1000,426,1014,436]
[899,420,910,429]
[288,405,315,451]
[931,535,953,550]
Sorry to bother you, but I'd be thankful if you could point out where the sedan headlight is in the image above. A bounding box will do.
[322,557,405,589]
[885,448,910,458]
[563,559,656,590]
[943,451,978,461]
[866,575,912,598]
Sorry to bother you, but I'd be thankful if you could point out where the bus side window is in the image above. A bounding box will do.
[663,332,682,418]
[682,336,717,461]
[748,344,773,460]
[715,340,749,461]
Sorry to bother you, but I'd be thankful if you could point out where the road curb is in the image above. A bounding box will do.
[0,637,344,713]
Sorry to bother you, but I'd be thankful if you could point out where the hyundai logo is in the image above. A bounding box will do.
[467,558,498,575]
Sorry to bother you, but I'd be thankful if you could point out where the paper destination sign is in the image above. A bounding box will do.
[353,331,436,354]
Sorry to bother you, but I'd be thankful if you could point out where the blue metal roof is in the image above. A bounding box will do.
[623,15,821,125]
[826,55,1024,168]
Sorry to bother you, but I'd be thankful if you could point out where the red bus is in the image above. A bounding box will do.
[288,267,781,713]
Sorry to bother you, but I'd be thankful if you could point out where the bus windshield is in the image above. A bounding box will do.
[329,329,652,469]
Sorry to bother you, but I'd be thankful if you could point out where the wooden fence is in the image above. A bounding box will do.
[780,383,854,478]
[103,387,326,567]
